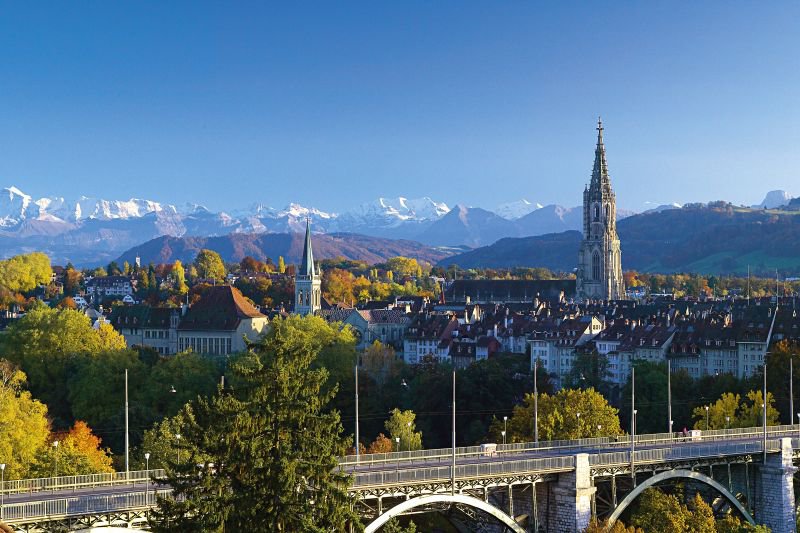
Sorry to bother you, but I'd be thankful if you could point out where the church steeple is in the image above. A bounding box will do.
[300,217,316,277]
[577,118,625,301]
[591,117,611,190]
[294,217,322,316]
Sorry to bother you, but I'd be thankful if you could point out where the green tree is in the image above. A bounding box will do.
[193,249,226,281]
[132,414,187,470]
[628,488,687,532]
[381,518,418,533]
[692,390,779,430]
[564,349,612,395]
[150,315,360,532]
[0,363,51,479]
[385,409,423,451]
[505,388,622,442]
[0,307,127,426]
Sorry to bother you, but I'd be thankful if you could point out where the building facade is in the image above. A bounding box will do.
[576,119,625,301]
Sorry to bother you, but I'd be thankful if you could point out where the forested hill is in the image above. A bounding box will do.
[116,232,455,266]
[441,204,800,275]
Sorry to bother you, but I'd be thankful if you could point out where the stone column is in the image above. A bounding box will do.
[550,453,596,532]
[754,437,797,533]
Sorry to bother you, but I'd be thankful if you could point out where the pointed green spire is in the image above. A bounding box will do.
[300,217,315,277]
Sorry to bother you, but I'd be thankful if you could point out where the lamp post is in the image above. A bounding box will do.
[395,437,400,471]
[354,364,360,464]
[125,368,130,473]
[175,434,181,464]
[791,359,794,428]
[726,416,730,430]
[630,366,635,482]
[705,405,710,431]
[501,430,506,446]
[53,440,60,477]
[796,413,800,440]
[406,421,412,452]
[533,358,539,444]
[451,369,456,495]
[144,452,150,503]
[1,463,5,521]
[503,416,508,445]
[576,412,581,438]
[667,359,673,434]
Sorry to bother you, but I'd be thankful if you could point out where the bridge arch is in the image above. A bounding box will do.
[364,493,525,533]
[606,469,755,529]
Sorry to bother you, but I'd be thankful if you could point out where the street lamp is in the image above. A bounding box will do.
[354,364,360,464]
[576,412,581,437]
[53,440,60,477]
[503,416,508,445]
[406,422,412,452]
[144,453,150,503]
[125,369,130,473]
[726,416,731,430]
[797,413,800,440]
[501,430,506,446]
[1,463,5,521]
[705,405,710,431]
[175,434,181,464]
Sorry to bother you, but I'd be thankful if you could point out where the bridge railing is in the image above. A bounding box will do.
[340,424,800,470]
[1,489,171,524]
[0,469,166,496]
[350,455,574,489]
[590,438,782,467]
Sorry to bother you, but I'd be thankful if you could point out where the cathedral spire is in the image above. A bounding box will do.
[300,217,315,277]
[591,116,610,188]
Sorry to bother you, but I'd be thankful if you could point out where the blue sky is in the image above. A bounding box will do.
[0,2,798,212]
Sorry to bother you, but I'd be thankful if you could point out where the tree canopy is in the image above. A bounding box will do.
[193,249,226,281]
[151,315,360,532]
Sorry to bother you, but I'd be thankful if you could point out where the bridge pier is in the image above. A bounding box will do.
[754,437,797,533]
[550,453,596,532]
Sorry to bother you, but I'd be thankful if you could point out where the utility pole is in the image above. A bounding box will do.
[667,359,672,434]
[533,358,539,444]
[630,366,635,482]
[451,369,456,495]
[125,368,129,473]
[791,359,794,429]
[355,364,360,463]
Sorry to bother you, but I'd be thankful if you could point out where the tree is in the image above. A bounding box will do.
[150,315,360,532]
[278,256,286,274]
[367,433,394,454]
[0,252,52,293]
[385,409,423,451]
[564,350,612,395]
[505,388,622,442]
[384,257,423,278]
[193,249,226,281]
[0,364,51,479]
[692,390,779,430]
[132,414,188,470]
[628,488,687,533]
[583,519,643,533]
[107,261,122,276]
[31,421,114,477]
[362,341,400,389]
[172,260,188,294]
[381,518,418,532]
[0,307,127,426]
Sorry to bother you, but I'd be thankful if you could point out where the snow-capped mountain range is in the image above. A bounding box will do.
[0,186,793,266]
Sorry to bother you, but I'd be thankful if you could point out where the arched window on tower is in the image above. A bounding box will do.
[592,251,601,281]
[594,204,600,220]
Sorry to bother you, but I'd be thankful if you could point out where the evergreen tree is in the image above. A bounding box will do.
[151,315,360,532]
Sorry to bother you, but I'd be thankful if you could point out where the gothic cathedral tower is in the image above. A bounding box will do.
[576,119,625,301]
[294,218,322,315]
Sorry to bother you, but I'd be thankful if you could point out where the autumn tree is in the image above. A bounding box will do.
[31,421,114,477]
[692,390,779,430]
[172,260,188,294]
[193,249,226,281]
[277,255,286,273]
[0,363,51,479]
[367,433,394,454]
[0,252,52,293]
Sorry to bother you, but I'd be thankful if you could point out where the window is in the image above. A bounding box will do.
[592,251,602,281]
[594,204,600,220]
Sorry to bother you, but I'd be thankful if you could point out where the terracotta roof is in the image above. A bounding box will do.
[179,286,265,331]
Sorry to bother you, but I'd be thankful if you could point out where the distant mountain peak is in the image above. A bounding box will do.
[495,198,542,220]
[753,190,793,209]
